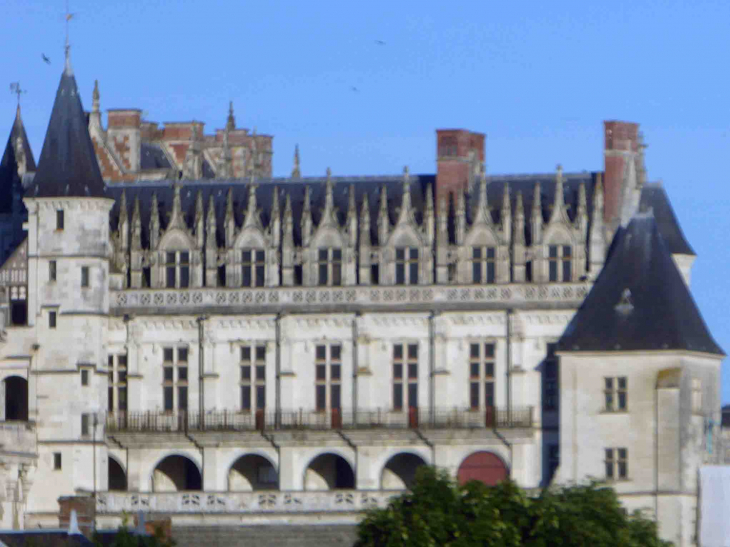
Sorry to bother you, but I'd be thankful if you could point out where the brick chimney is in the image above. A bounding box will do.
[107,109,142,173]
[603,121,639,226]
[436,129,485,205]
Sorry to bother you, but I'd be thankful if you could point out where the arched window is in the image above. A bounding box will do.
[316,248,342,286]
[547,244,572,282]
[241,248,265,287]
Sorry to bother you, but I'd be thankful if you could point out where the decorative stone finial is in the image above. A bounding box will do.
[292,145,301,178]
[92,80,100,113]
[227,101,236,131]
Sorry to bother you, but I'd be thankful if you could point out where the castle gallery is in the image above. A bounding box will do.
[0,51,724,546]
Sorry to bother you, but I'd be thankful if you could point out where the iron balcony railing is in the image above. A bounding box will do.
[106,406,532,433]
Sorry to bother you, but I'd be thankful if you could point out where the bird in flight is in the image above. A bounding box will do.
[350,86,360,93]
[375,40,386,46]
[42,54,51,64]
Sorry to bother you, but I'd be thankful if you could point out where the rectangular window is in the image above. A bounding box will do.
[241,344,266,411]
[81,370,89,386]
[53,452,62,470]
[164,251,191,288]
[605,448,628,480]
[548,245,572,282]
[316,248,343,286]
[81,266,89,288]
[81,414,90,436]
[242,249,266,287]
[108,354,128,413]
[471,246,496,284]
[469,342,496,409]
[393,343,418,410]
[49,311,57,329]
[604,377,627,412]
[56,210,64,230]
[542,343,558,411]
[315,343,342,411]
[395,247,419,285]
[49,261,57,282]
[162,347,188,412]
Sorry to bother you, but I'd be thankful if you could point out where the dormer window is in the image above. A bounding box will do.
[242,249,265,287]
[165,251,190,288]
[395,247,419,285]
[56,210,64,230]
[548,245,572,282]
[317,248,342,286]
[471,246,496,284]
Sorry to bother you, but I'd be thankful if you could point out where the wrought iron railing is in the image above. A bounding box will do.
[106,407,532,433]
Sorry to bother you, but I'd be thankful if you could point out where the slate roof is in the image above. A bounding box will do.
[558,213,723,355]
[638,183,694,255]
[140,142,172,170]
[25,58,106,198]
[0,107,35,214]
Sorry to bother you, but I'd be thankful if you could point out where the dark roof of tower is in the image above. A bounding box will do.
[558,213,723,355]
[140,142,172,170]
[638,183,694,256]
[0,107,35,213]
[25,59,106,198]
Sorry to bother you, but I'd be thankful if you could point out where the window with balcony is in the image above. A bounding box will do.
[164,251,190,288]
[393,343,418,411]
[163,347,188,412]
[605,448,628,480]
[395,247,419,285]
[604,377,627,412]
[315,344,342,411]
[108,354,128,413]
[469,342,496,409]
[542,343,559,411]
[316,248,342,286]
[242,249,265,287]
[471,246,496,284]
[548,245,572,282]
[241,345,266,411]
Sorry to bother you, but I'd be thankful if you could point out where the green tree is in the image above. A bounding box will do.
[356,467,670,547]
[93,516,176,547]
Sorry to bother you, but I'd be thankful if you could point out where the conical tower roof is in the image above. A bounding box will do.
[0,106,36,213]
[25,55,105,198]
[558,212,723,355]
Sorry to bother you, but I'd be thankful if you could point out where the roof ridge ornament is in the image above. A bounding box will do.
[291,145,301,178]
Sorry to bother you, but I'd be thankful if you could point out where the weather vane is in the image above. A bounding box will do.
[9,83,26,107]
[64,0,75,55]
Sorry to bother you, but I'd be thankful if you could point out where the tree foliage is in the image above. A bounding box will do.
[356,467,670,547]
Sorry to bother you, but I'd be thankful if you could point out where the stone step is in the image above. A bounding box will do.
[171,524,359,547]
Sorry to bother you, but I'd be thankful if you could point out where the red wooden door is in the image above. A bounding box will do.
[457,451,508,486]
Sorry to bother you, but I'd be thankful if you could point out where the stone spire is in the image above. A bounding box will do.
[149,193,160,249]
[456,187,466,245]
[301,185,312,246]
[321,168,336,225]
[226,101,236,132]
[206,195,217,250]
[378,184,390,245]
[589,174,606,276]
[130,196,142,251]
[243,182,260,230]
[501,182,511,242]
[514,191,525,245]
[225,188,236,246]
[92,80,100,113]
[424,183,435,245]
[531,182,542,244]
[291,145,301,178]
[548,164,568,225]
[359,192,371,248]
[194,190,205,247]
[283,191,294,249]
[270,186,281,242]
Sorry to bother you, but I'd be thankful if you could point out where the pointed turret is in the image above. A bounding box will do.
[548,164,568,225]
[206,195,217,250]
[26,57,106,198]
[291,145,301,178]
[301,185,312,246]
[589,174,606,276]
[226,101,236,132]
[531,182,543,244]
[455,187,466,245]
[149,193,161,250]
[225,188,236,247]
[359,192,371,248]
[1,104,36,215]
[378,184,390,245]
[513,191,527,282]
[500,182,511,242]
[131,196,142,251]
[194,190,205,247]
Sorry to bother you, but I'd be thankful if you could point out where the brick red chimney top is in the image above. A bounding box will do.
[603,120,640,224]
[436,129,485,205]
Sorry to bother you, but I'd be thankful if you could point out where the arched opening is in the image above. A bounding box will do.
[304,453,355,491]
[457,451,508,486]
[381,453,427,490]
[228,454,278,491]
[108,458,127,491]
[152,455,202,492]
[4,376,28,421]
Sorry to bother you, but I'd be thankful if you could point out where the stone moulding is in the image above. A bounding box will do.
[110,282,591,313]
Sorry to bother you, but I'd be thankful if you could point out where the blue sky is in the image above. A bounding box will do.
[2,0,729,402]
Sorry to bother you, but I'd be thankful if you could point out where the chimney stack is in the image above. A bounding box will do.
[435,129,485,205]
[603,120,639,227]
[107,109,142,173]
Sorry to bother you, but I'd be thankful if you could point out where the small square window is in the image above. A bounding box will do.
[163,348,174,362]
[56,210,64,230]
[53,452,62,470]
[81,266,89,288]
[81,370,89,386]
[49,311,57,329]
[178,348,188,362]
[49,261,57,282]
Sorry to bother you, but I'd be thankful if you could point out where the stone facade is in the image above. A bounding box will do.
[0,59,722,547]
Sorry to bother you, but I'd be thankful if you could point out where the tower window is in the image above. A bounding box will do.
[471,246,496,284]
[81,370,89,386]
[604,377,627,412]
[316,248,342,286]
[49,311,57,329]
[49,261,57,282]
[242,249,265,287]
[56,210,64,230]
[605,448,628,480]
[164,251,190,288]
[53,452,62,470]
[81,266,90,288]
[395,247,419,285]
